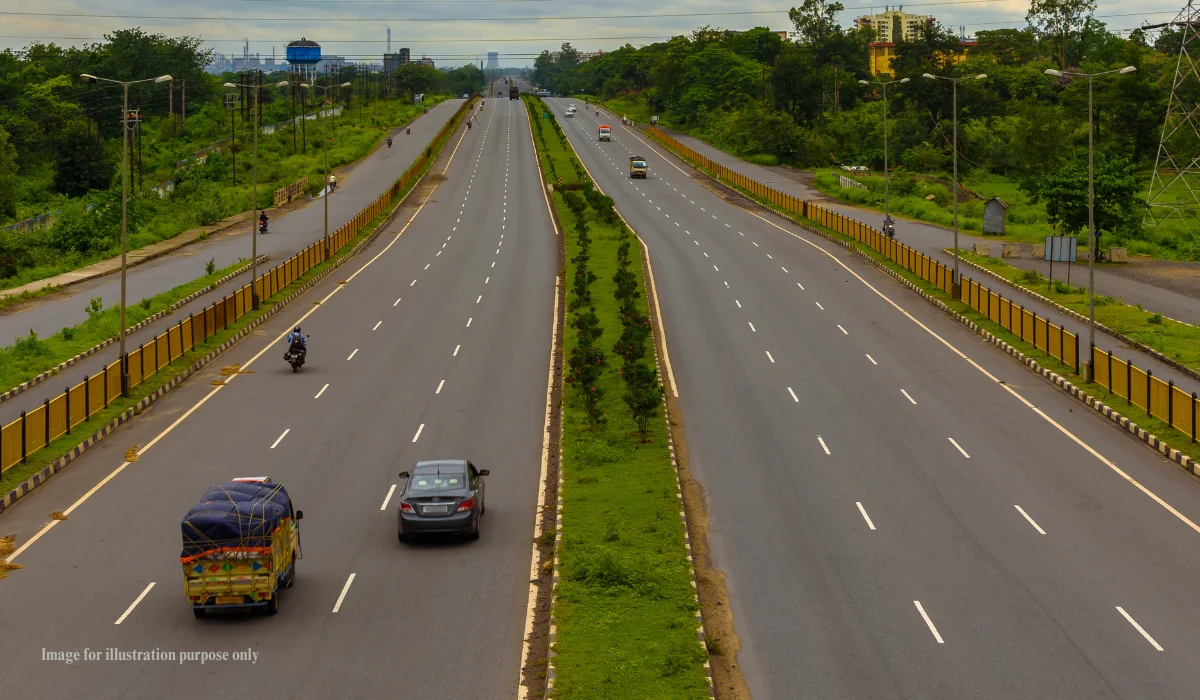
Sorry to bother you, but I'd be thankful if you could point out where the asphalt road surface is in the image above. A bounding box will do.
[0,99,464,347]
[0,86,555,699]
[552,98,1200,700]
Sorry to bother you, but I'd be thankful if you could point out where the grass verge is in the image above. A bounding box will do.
[952,249,1200,374]
[0,257,254,392]
[677,151,1200,464]
[527,95,712,699]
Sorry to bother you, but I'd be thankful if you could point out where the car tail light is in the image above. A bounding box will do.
[400,502,415,513]
[457,498,475,512]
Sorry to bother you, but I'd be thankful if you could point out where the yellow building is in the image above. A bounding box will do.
[867,39,977,76]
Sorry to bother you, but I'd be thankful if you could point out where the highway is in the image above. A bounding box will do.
[0,86,555,699]
[0,98,464,346]
[551,98,1200,699]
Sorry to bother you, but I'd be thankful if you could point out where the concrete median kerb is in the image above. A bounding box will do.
[951,252,1200,384]
[0,156,433,517]
[0,255,268,407]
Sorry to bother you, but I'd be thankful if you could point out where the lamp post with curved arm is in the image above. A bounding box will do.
[922,72,987,296]
[79,72,172,397]
[858,77,910,224]
[224,75,290,311]
[1045,65,1137,380]
[300,81,353,258]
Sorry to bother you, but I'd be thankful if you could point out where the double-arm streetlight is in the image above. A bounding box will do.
[300,81,352,258]
[1044,65,1137,381]
[79,72,172,397]
[922,72,987,297]
[224,76,290,311]
[858,77,910,225]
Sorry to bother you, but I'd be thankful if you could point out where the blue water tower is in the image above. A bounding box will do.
[286,37,321,66]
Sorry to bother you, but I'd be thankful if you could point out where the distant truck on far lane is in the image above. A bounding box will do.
[509,84,519,100]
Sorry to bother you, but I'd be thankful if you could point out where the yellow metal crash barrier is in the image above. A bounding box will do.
[1093,346,1199,442]
[0,98,476,474]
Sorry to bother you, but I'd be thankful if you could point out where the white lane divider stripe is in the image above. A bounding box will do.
[781,267,788,273]
[332,573,356,613]
[901,389,917,405]
[1116,607,1163,651]
[914,601,944,643]
[1015,505,1046,534]
[270,429,290,449]
[948,437,970,458]
[453,344,461,356]
[815,302,824,310]
[735,300,742,308]
[766,351,775,363]
[837,325,848,335]
[394,297,402,306]
[856,502,876,530]
[796,282,805,290]
[115,582,156,624]
[347,349,359,361]
[748,322,756,332]
[817,436,831,454]
[466,317,473,327]
[380,485,397,511]
[788,387,799,402]
[866,354,878,365]
[412,424,425,443]
[477,295,483,304]
[436,379,445,394]
[373,321,382,331]
[314,384,329,399]
[410,279,417,287]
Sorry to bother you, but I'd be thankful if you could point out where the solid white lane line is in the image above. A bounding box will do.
[837,325,848,335]
[394,297,402,306]
[748,322,756,332]
[1116,607,1164,650]
[735,300,742,308]
[332,573,356,613]
[380,485,397,511]
[914,601,945,643]
[314,384,329,399]
[948,437,970,458]
[901,389,918,405]
[815,302,824,310]
[412,424,425,442]
[436,379,445,394]
[453,344,461,356]
[347,349,359,361]
[1015,505,1046,534]
[788,387,799,402]
[372,321,382,331]
[115,582,156,625]
[270,429,290,449]
[866,354,878,365]
[856,502,876,530]
[817,436,831,454]
[467,317,473,327]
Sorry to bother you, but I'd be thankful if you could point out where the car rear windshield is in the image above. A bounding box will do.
[408,469,467,491]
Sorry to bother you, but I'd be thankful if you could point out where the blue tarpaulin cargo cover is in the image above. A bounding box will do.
[180,481,294,562]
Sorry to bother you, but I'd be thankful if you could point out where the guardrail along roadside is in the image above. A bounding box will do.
[0,98,477,483]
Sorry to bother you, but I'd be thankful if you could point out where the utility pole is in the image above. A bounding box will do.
[181,79,186,128]
[762,63,766,108]
[169,78,174,135]
[290,76,297,154]
[833,65,841,113]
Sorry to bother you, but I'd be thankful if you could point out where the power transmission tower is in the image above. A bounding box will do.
[1146,0,1200,232]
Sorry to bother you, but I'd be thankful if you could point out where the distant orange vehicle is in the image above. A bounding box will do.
[598,124,611,142]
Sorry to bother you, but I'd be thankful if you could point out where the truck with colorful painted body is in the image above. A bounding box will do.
[180,477,303,617]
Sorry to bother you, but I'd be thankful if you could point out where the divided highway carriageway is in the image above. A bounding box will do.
[551,98,1200,700]
[0,90,556,699]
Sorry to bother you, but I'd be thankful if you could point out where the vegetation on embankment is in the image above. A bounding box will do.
[525,94,711,699]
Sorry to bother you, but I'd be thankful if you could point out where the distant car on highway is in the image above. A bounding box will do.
[461,93,469,99]
[397,460,488,542]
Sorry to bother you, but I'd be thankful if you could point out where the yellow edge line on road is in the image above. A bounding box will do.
[5,115,475,564]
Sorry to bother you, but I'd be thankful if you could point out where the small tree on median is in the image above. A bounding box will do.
[622,359,663,441]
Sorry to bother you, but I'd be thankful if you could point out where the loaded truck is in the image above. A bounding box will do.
[181,477,303,617]
[629,156,648,179]
[598,125,611,141]
[509,84,519,100]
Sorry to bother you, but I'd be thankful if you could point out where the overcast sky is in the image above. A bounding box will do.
[0,0,1185,68]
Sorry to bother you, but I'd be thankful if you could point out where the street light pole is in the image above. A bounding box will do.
[859,77,910,223]
[922,72,987,297]
[300,81,352,258]
[79,72,172,397]
[224,76,290,310]
[1045,65,1136,381]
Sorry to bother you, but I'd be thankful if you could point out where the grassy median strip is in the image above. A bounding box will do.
[527,95,711,699]
[681,155,1200,463]
[0,258,254,392]
[950,249,1200,373]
